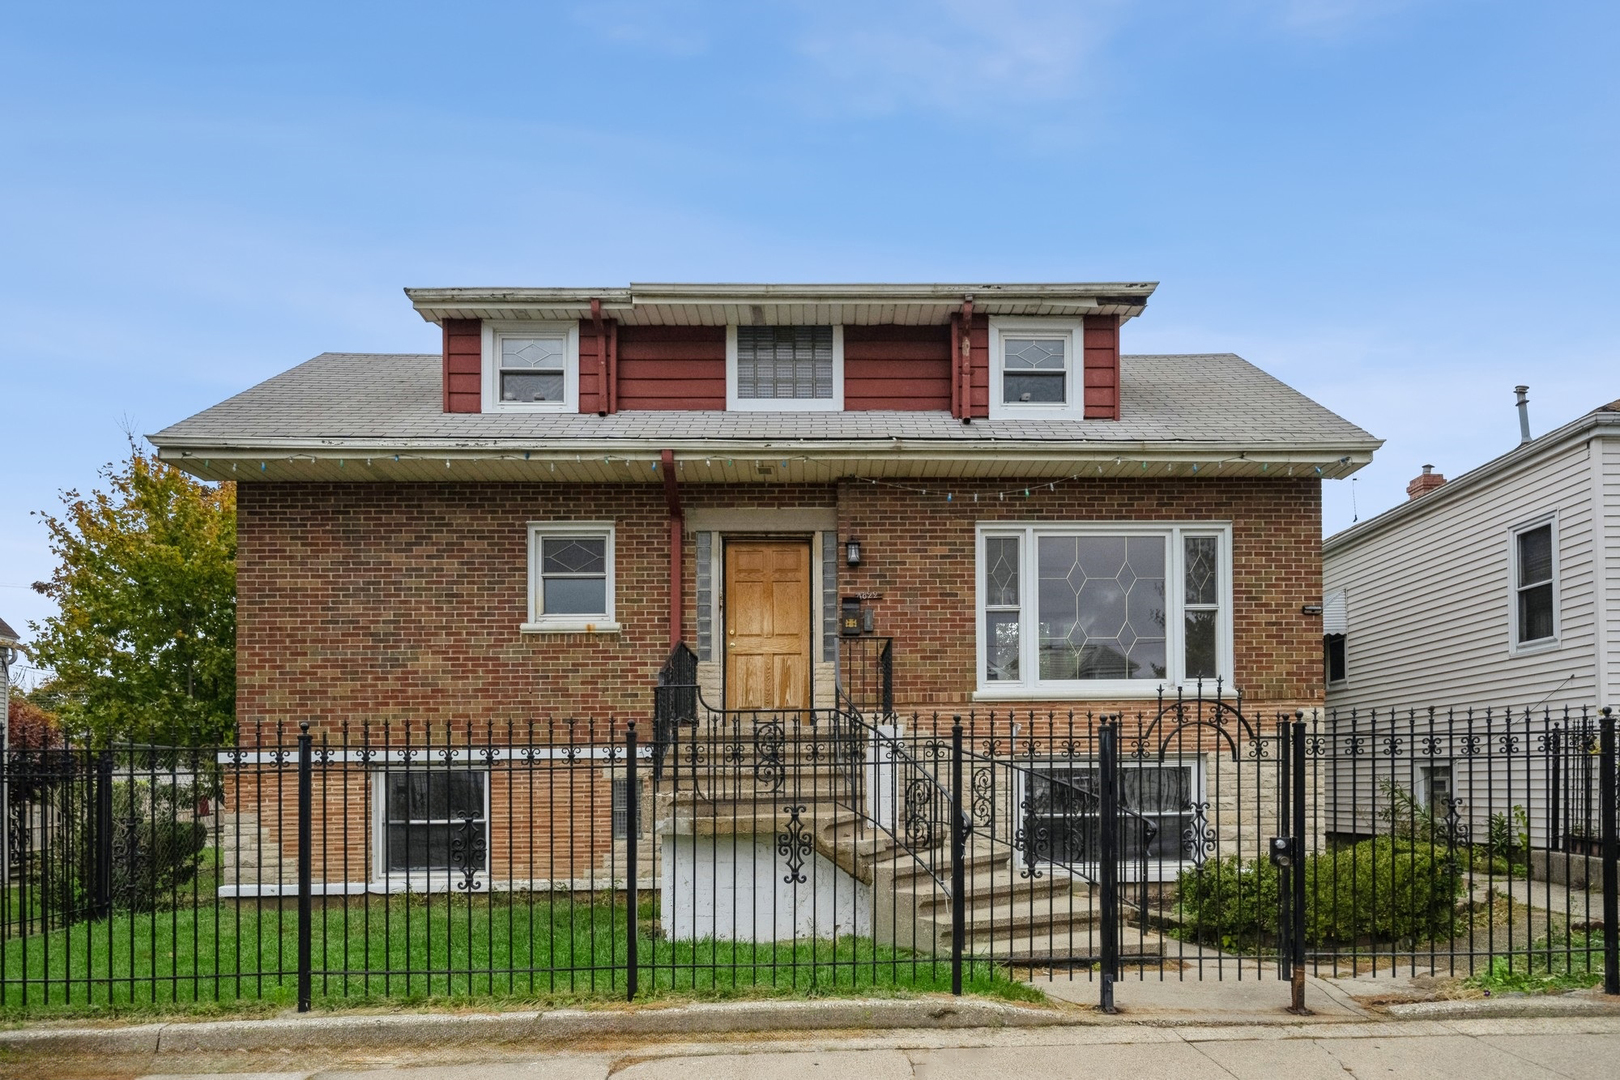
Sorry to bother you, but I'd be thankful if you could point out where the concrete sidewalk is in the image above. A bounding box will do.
[35,1016,1620,1080]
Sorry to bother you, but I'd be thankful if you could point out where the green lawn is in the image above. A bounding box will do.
[1463,931,1609,995]
[0,895,1042,1018]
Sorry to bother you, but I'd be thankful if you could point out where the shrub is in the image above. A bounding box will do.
[1175,856,1281,948]
[1305,837,1465,944]
[1177,837,1465,948]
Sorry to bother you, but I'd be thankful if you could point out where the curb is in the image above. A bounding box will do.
[0,998,1077,1057]
[1385,995,1620,1020]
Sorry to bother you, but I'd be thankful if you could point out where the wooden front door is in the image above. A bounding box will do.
[724,540,812,710]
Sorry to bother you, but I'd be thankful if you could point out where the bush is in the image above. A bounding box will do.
[1177,837,1465,948]
[1175,856,1281,949]
[47,778,212,916]
[1305,837,1464,944]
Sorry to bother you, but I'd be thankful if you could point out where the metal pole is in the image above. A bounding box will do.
[297,722,313,1013]
[1099,720,1119,1014]
[1277,720,1293,986]
[1291,715,1309,1014]
[626,722,639,1002]
[94,753,113,920]
[950,718,965,996]
[1600,707,1617,996]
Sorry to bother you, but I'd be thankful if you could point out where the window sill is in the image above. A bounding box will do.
[973,685,1171,702]
[521,621,622,635]
[1510,637,1560,657]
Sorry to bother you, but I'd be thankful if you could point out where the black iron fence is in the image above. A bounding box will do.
[1,689,1615,1015]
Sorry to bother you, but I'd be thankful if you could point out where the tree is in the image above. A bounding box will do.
[30,443,235,745]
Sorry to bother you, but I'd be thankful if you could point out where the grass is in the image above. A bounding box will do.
[0,895,1042,1019]
[1462,930,1609,995]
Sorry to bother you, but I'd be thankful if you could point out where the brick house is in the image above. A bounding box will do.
[149,282,1379,896]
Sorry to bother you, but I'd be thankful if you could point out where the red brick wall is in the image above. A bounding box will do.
[236,482,836,732]
[239,476,1319,733]
[834,476,1324,712]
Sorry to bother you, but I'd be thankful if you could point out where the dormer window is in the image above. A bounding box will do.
[988,318,1084,420]
[482,321,579,412]
[726,325,844,411]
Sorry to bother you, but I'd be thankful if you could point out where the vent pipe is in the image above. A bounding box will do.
[1515,385,1532,444]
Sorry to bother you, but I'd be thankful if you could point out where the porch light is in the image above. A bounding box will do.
[844,537,862,567]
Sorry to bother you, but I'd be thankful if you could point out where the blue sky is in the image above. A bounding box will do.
[2,1,1616,678]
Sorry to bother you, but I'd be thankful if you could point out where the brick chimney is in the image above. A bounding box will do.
[1406,464,1446,500]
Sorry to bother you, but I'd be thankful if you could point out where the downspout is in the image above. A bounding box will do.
[959,297,975,423]
[608,318,619,414]
[591,298,609,416]
[661,448,684,646]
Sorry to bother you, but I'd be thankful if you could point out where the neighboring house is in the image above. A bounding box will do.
[1321,397,1620,846]
[148,281,1379,893]
[0,615,17,745]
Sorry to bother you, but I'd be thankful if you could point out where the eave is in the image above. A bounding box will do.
[404,281,1158,327]
[156,436,1375,485]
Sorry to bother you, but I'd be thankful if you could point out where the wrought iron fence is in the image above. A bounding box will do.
[0,689,1615,1015]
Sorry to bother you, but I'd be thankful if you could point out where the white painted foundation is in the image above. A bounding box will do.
[660,833,872,942]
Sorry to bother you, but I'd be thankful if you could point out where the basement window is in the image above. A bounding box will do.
[1024,759,1202,873]
[375,769,488,885]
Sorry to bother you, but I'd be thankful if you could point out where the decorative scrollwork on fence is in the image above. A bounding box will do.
[1014,796,1045,880]
[753,721,785,793]
[903,779,936,849]
[1498,733,1520,755]
[1345,734,1367,757]
[1460,733,1482,756]
[1420,735,1443,758]
[1181,801,1214,869]
[451,813,486,892]
[1381,736,1403,757]
[1442,796,1470,876]
[970,766,995,828]
[776,804,812,884]
[110,816,146,908]
[1304,734,1326,758]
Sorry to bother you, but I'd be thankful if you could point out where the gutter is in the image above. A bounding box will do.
[661,449,683,647]
[1324,410,1620,555]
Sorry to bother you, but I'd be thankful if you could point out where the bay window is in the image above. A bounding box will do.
[976,523,1233,696]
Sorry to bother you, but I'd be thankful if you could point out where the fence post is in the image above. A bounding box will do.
[1601,706,1617,996]
[950,717,966,996]
[297,722,312,1013]
[93,752,113,920]
[1290,714,1309,1014]
[1098,720,1119,1014]
[1276,720,1293,987]
[626,722,639,1002]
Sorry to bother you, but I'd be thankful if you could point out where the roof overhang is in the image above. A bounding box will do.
[404,282,1158,327]
[156,436,1374,485]
[1324,407,1620,554]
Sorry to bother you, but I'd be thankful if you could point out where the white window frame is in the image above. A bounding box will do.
[988,317,1084,420]
[973,522,1235,700]
[725,325,845,412]
[482,320,580,413]
[370,767,491,891]
[1016,755,1206,881]
[1508,514,1559,654]
[523,522,619,634]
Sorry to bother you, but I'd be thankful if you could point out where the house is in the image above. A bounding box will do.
[148,282,1378,909]
[1321,394,1620,848]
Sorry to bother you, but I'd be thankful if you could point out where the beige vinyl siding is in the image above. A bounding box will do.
[1324,437,1599,715]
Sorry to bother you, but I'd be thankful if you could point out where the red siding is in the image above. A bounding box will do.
[578,319,604,414]
[443,319,481,414]
[616,326,726,410]
[843,325,951,410]
[1083,314,1121,420]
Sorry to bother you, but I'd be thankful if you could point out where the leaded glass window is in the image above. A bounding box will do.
[984,536,1021,682]
[1036,535,1167,680]
[736,326,834,400]
[979,525,1229,691]
[1001,336,1067,404]
[528,524,616,627]
[499,335,567,403]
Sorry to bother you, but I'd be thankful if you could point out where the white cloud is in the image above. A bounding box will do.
[790,0,1121,115]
